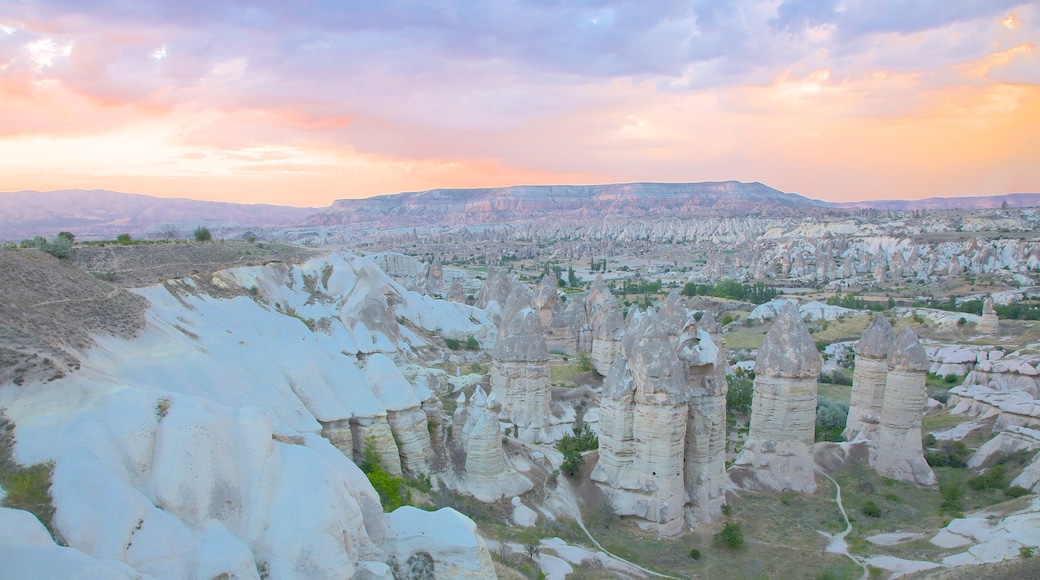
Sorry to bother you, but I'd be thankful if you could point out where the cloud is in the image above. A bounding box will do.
[0,1,1036,204]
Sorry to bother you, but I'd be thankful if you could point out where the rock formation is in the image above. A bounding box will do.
[489,284,553,442]
[446,280,466,304]
[592,309,689,535]
[978,297,999,335]
[733,303,820,493]
[586,276,624,375]
[365,353,433,478]
[678,311,728,523]
[844,314,897,441]
[870,328,938,487]
[474,266,514,323]
[453,388,533,501]
[657,290,688,340]
[535,275,578,354]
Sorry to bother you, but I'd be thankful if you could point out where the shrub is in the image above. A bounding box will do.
[688,548,702,560]
[359,436,411,511]
[576,353,592,372]
[713,521,744,549]
[726,374,754,416]
[816,397,849,442]
[116,233,132,245]
[861,500,881,518]
[1005,486,1031,499]
[1021,546,1036,559]
[465,336,479,350]
[193,226,212,242]
[967,465,1006,491]
[444,338,461,350]
[560,449,583,477]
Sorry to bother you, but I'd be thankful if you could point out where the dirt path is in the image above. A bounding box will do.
[815,467,869,580]
[31,288,120,308]
[514,440,681,579]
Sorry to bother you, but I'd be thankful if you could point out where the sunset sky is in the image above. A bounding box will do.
[1,1,1038,207]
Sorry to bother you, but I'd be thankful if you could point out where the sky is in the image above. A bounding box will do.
[0,1,1038,207]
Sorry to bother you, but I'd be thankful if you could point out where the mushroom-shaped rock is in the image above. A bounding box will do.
[753,303,822,379]
[734,303,819,493]
[978,297,999,335]
[844,314,897,442]
[870,328,937,487]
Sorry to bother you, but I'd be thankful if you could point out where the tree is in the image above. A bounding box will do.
[567,266,578,287]
[157,224,179,241]
[193,226,212,242]
[56,231,75,243]
[116,233,132,245]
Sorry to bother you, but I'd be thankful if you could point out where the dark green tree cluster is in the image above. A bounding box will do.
[826,293,887,311]
[682,280,778,304]
[556,423,598,477]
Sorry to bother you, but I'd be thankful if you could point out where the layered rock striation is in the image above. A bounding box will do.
[490,284,553,442]
[592,309,689,535]
[870,328,938,487]
[844,314,897,441]
[678,311,728,523]
[733,303,821,493]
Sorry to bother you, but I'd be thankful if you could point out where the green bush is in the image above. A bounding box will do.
[465,336,479,350]
[1005,486,1031,499]
[816,397,849,442]
[193,226,212,242]
[576,353,592,372]
[713,521,744,549]
[359,436,411,511]
[444,338,461,350]
[967,465,1006,491]
[116,233,132,245]
[861,500,881,518]
[688,548,702,560]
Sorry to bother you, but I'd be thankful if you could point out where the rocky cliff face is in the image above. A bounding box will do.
[871,328,937,488]
[844,314,897,442]
[734,303,821,494]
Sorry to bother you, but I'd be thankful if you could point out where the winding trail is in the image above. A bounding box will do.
[815,467,869,580]
[514,440,681,579]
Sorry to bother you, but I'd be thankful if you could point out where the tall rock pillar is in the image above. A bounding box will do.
[733,303,820,493]
[490,285,552,442]
[679,312,728,524]
[843,314,896,441]
[592,310,689,536]
[870,328,937,487]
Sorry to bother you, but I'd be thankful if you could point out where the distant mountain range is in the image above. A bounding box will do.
[835,192,1040,211]
[303,181,829,227]
[0,189,318,241]
[2,184,1038,241]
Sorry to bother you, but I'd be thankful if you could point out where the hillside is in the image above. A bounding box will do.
[0,189,319,241]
